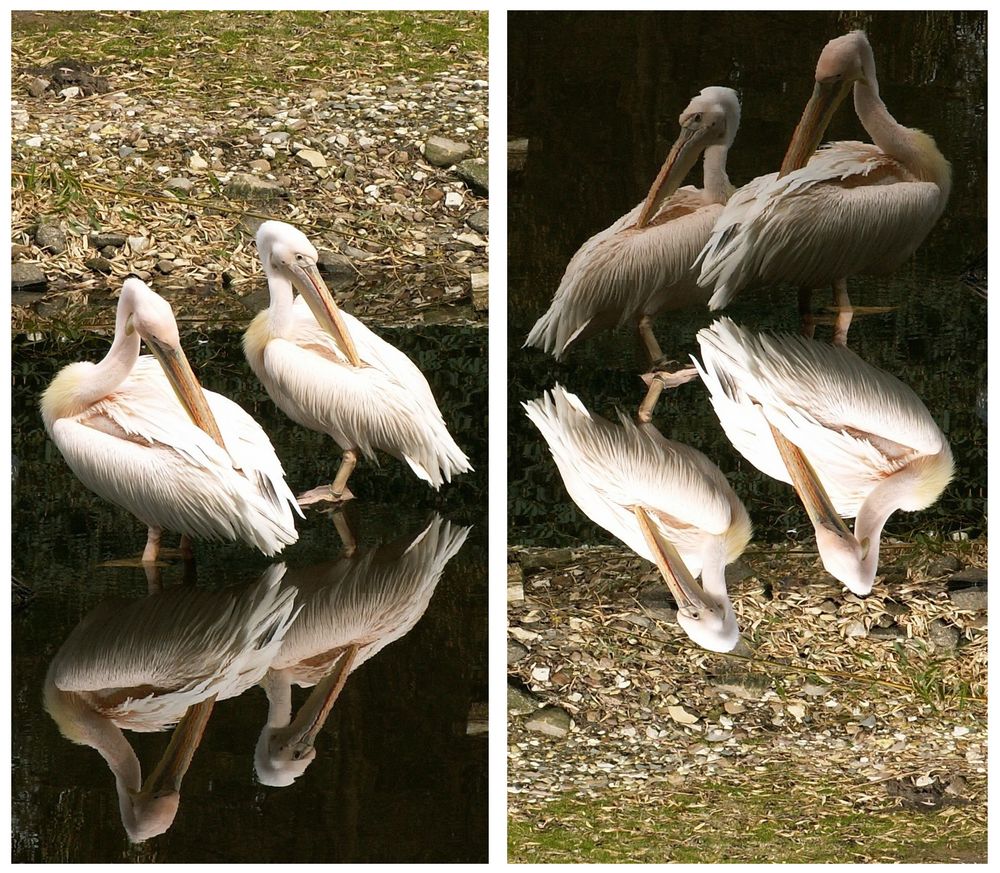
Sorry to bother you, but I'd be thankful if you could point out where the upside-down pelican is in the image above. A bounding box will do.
[525,87,741,418]
[255,515,470,786]
[694,318,953,595]
[524,386,751,652]
[40,278,300,562]
[696,31,951,344]
[44,565,299,841]
[244,221,473,506]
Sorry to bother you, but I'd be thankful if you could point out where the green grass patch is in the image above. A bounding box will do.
[508,772,986,863]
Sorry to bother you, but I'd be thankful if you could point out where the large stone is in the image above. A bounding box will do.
[90,231,126,249]
[507,639,529,665]
[928,619,961,652]
[34,222,66,253]
[507,680,540,716]
[467,208,488,234]
[948,569,987,611]
[524,705,572,738]
[296,149,327,169]
[423,135,471,167]
[12,262,48,292]
[225,173,285,200]
[455,158,488,195]
[28,77,49,98]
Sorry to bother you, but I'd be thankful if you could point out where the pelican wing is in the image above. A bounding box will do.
[524,385,747,571]
[695,318,948,514]
[697,142,945,307]
[525,191,719,358]
[257,301,472,487]
[52,357,299,554]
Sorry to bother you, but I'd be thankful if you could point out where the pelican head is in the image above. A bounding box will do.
[123,790,181,843]
[780,30,873,175]
[120,278,225,448]
[676,597,740,653]
[255,221,360,366]
[814,523,873,596]
[636,85,741,227]
[254,725,317,787]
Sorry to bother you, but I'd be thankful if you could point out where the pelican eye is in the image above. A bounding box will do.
[693,113,702,122]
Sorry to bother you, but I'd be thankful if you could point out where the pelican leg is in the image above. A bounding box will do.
[638,315,665,364]
[798,288,816,339]
[143,562,164,595]
[142,527,163,564]
[831,278,853,346]
[179,534,195,562]
[332,510,358,557]
[637,366,698,423]
[297,449,358,508]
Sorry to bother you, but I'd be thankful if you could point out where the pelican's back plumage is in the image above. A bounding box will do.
[694,318,953,516]
[524,385,750,573]
[245,299,472,488]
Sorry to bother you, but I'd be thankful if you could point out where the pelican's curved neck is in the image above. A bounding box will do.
[853,470,909,580]
[699,539,732,609]
[263,268,296,338]
[80,304,141,409]
[263,669,294,728]
[701,143,731,205]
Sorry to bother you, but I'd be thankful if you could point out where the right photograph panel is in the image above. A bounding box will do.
[507,10,986,863]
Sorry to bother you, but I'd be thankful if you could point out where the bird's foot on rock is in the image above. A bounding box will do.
[296,485,356,509]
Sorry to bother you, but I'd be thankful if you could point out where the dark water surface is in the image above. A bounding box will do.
[12,324,487,863]
[509,10,986,547]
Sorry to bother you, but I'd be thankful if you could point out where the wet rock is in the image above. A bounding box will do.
[508,639,529,665]
[90,231,126,249]
[638,584,678,622]
[423,135,471,167]
[508,680,540,716]
[519,548,573,571]
[947,569,987,611]
[471,271,488,311]
[455,158,488,195]
[508,138,529,172]
[928,618,960,652]
[524,705,572,738]
[225,173,284,200]
[12,262,48,292]
[467,208,488,234]
[34,222,66,253]
[165,177,194,194]
[84,256,113,274]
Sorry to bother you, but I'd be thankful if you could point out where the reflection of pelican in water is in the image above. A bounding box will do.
[255,515,471,786]
[695,318,953,595]
[524,385,750,652]
[44,566,299,842]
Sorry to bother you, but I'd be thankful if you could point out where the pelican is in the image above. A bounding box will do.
[255,515,470,786]
[524,87,741,418]
[44,565,299,841]
[523,386,751,652]
[244,221,473,506]
[696,31,951,345]
[40,277,301,562]
[694,318,954,595]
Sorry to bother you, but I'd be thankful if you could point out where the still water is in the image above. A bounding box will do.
[12,323,487,863]
[508,10,986,547]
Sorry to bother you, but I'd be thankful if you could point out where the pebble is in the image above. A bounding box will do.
[508,640,529,665]
[165,177,194,193]
[928,618,961,652]
[127,236,149,254]
[25,136,43,148]
[12,262,48,292]
[249,159,272,173]
[467,207,488,234]
[524,706,572,738]
[157,259,177,274]
[84,256,113,274]
[34,222,66,254]
[189,154,209,171]
[444,191,464,208]
[225,173,284,200]
[455,157,488,195]
[90,232,127,249]
[423,135,471,166]
[296,149,327,169]
[28,77,49,98]
[508,681,540,716]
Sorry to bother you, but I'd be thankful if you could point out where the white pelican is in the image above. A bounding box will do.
[40,278,301,562]
[255,515,470,786]
[524,386,751,652]
[696,31,951,345]
[694,318,954,595]
[244,221,473,506]
[44,565,299,841]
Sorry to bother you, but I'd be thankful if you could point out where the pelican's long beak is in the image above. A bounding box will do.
[281,644,360,756]
[768,424,859,545]
[778,78,853,177]
[634,121,707,229]
[633,506,711,615]
[290,262,362,368]
[144,334,227,452]
[136,696,216,800]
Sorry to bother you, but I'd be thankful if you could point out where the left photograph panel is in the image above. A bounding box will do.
[12,10,487,862]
